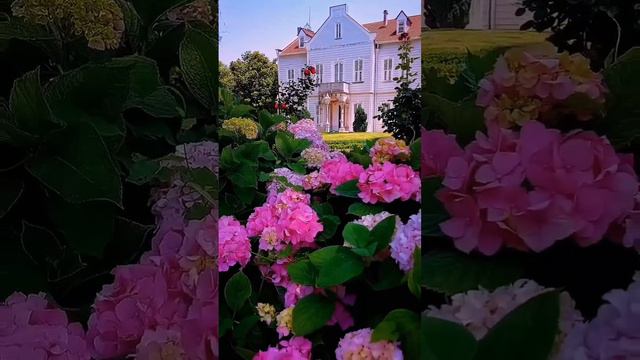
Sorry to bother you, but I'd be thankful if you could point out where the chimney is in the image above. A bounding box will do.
[383,10,388,26]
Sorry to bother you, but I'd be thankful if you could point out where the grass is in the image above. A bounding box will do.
[422,30,549,78]
[322,132,391,153]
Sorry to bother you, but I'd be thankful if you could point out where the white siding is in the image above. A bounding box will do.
[495,0,530,30]
[277,54,306,84]
[374,39,421,93]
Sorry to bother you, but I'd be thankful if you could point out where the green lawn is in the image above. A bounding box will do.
[322,132,390,153]
[422,30,549,78]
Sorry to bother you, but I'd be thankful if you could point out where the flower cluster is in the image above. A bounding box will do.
[335,328,404,360]
[390,211,421,272]
[358,162,421,204]
[426,121,640,255]
[246,188,323,252]
[318,156,365,194]
[370,137,411,164]
[253,337,312,360]
[222,117,260,140]
[426,280,582,344]
[288,118,329,151]
[167,0,213,23]
[12,0,125,50]
[219,215,251,272]
[476,48,606,128]
[0,293,91,359]
[559,273,640,359]
[422,128,464,178]
[87,142,218,359]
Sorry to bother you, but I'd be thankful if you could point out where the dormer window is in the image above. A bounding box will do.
[299,37,304,48]
[335,22,342,39]
[398,20,405,34]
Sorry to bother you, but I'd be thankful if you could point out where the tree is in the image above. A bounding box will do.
[353,105,368,132]
[376,36,421,142]
[276,65,317,119]
[518,0,640,70]
[219,61,235,90]
[229,51,278,110]
[425,0,471,28]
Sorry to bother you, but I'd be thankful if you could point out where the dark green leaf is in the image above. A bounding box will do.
[407,248,421,297]
[422,316,477,360]
[292,294,335,336]
[180,24,217,109]
[347,203,383,216]
[335,179,360,198]
[9,68,62,136]
[309,246,364,287]
[0,175,23,218]
[370,215,397,252]
[367,259,405,290]
[275,132,310,159]
[342,223,371,249]
[475,292,560,360]
[27,122,122,206]
[423,251,525,295]
[224,271,252,312]
[287,260,317,286]
[127,158,161,185]
[373,309,421,360]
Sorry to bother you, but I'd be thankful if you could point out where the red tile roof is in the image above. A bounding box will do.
[363,15,422,44]
[278,14,420,56]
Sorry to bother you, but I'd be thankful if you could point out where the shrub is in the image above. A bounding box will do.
[353,105,368,132]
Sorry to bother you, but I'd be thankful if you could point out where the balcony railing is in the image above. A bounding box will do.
[317,82,350,94]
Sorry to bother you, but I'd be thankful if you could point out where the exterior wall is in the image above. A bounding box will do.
[374,39,421,93]
[495,0,531,30]
[277,54,306,84]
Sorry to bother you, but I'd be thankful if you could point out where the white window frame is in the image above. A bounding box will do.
[398,20,405,34]
[335,22,342,39]
[353,59,363,83]
[300,68,305,79]
[287,69,295,83]
[334,61,344,82]
[383,58,393,81]
[299,36,304,48]
[316,64,323,83]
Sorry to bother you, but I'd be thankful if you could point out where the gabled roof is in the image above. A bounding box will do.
[363,15,421,44]
[279,29,315,56]
[278,13,421,56]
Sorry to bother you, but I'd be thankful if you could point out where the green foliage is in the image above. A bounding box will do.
[228,51,278,111]
[0,0,217,321]
[225,271,252,312]
[372,309,421,360]
[426,0,471,28]
[353,105,368,132]
[423,316,478,360]
[423,251,525,295]
[376,38,421,142]
[292,294,335,336]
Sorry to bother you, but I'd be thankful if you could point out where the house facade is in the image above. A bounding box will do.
[466,0,531,30]
[276,4,421,132]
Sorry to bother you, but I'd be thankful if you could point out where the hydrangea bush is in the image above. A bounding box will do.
[218,107,422,359]
[423,43,640,359]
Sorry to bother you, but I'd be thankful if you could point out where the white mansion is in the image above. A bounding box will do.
[466,0,532,30]
[276,4,421,132]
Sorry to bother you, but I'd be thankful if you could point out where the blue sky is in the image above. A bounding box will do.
[219,0,421,64]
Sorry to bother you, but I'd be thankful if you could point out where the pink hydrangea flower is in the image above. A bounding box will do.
[253,337,312,360]
[558,273,640,360]
[390,211,421,272]
[437,121,640,254]
[0,292,91,360]
[219,216,251,272]
[476,48,607,128]
[358,163,421,204]
[422,128,464,178]
[247,189,323,252]
[370,137,411,164]
[335,328,403,360]
[318,157,365,194]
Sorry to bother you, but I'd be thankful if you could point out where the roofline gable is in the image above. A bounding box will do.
[307,5,375,48]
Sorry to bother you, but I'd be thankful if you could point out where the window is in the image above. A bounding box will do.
[287,69,295,82]
[299,37,304,48]
[398,20,405,34]
[300,68,305,79]
[353,59,363,82]
[334,61,344,82]
[316,64,323,83]
[335,22,342,39]
[383,58,393,81]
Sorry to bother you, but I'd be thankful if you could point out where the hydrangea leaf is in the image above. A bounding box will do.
[422,316,477,360]
[309,246,364,287]
[292,294,335,336]
[224,271,252,312]
[474,291,560,360]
